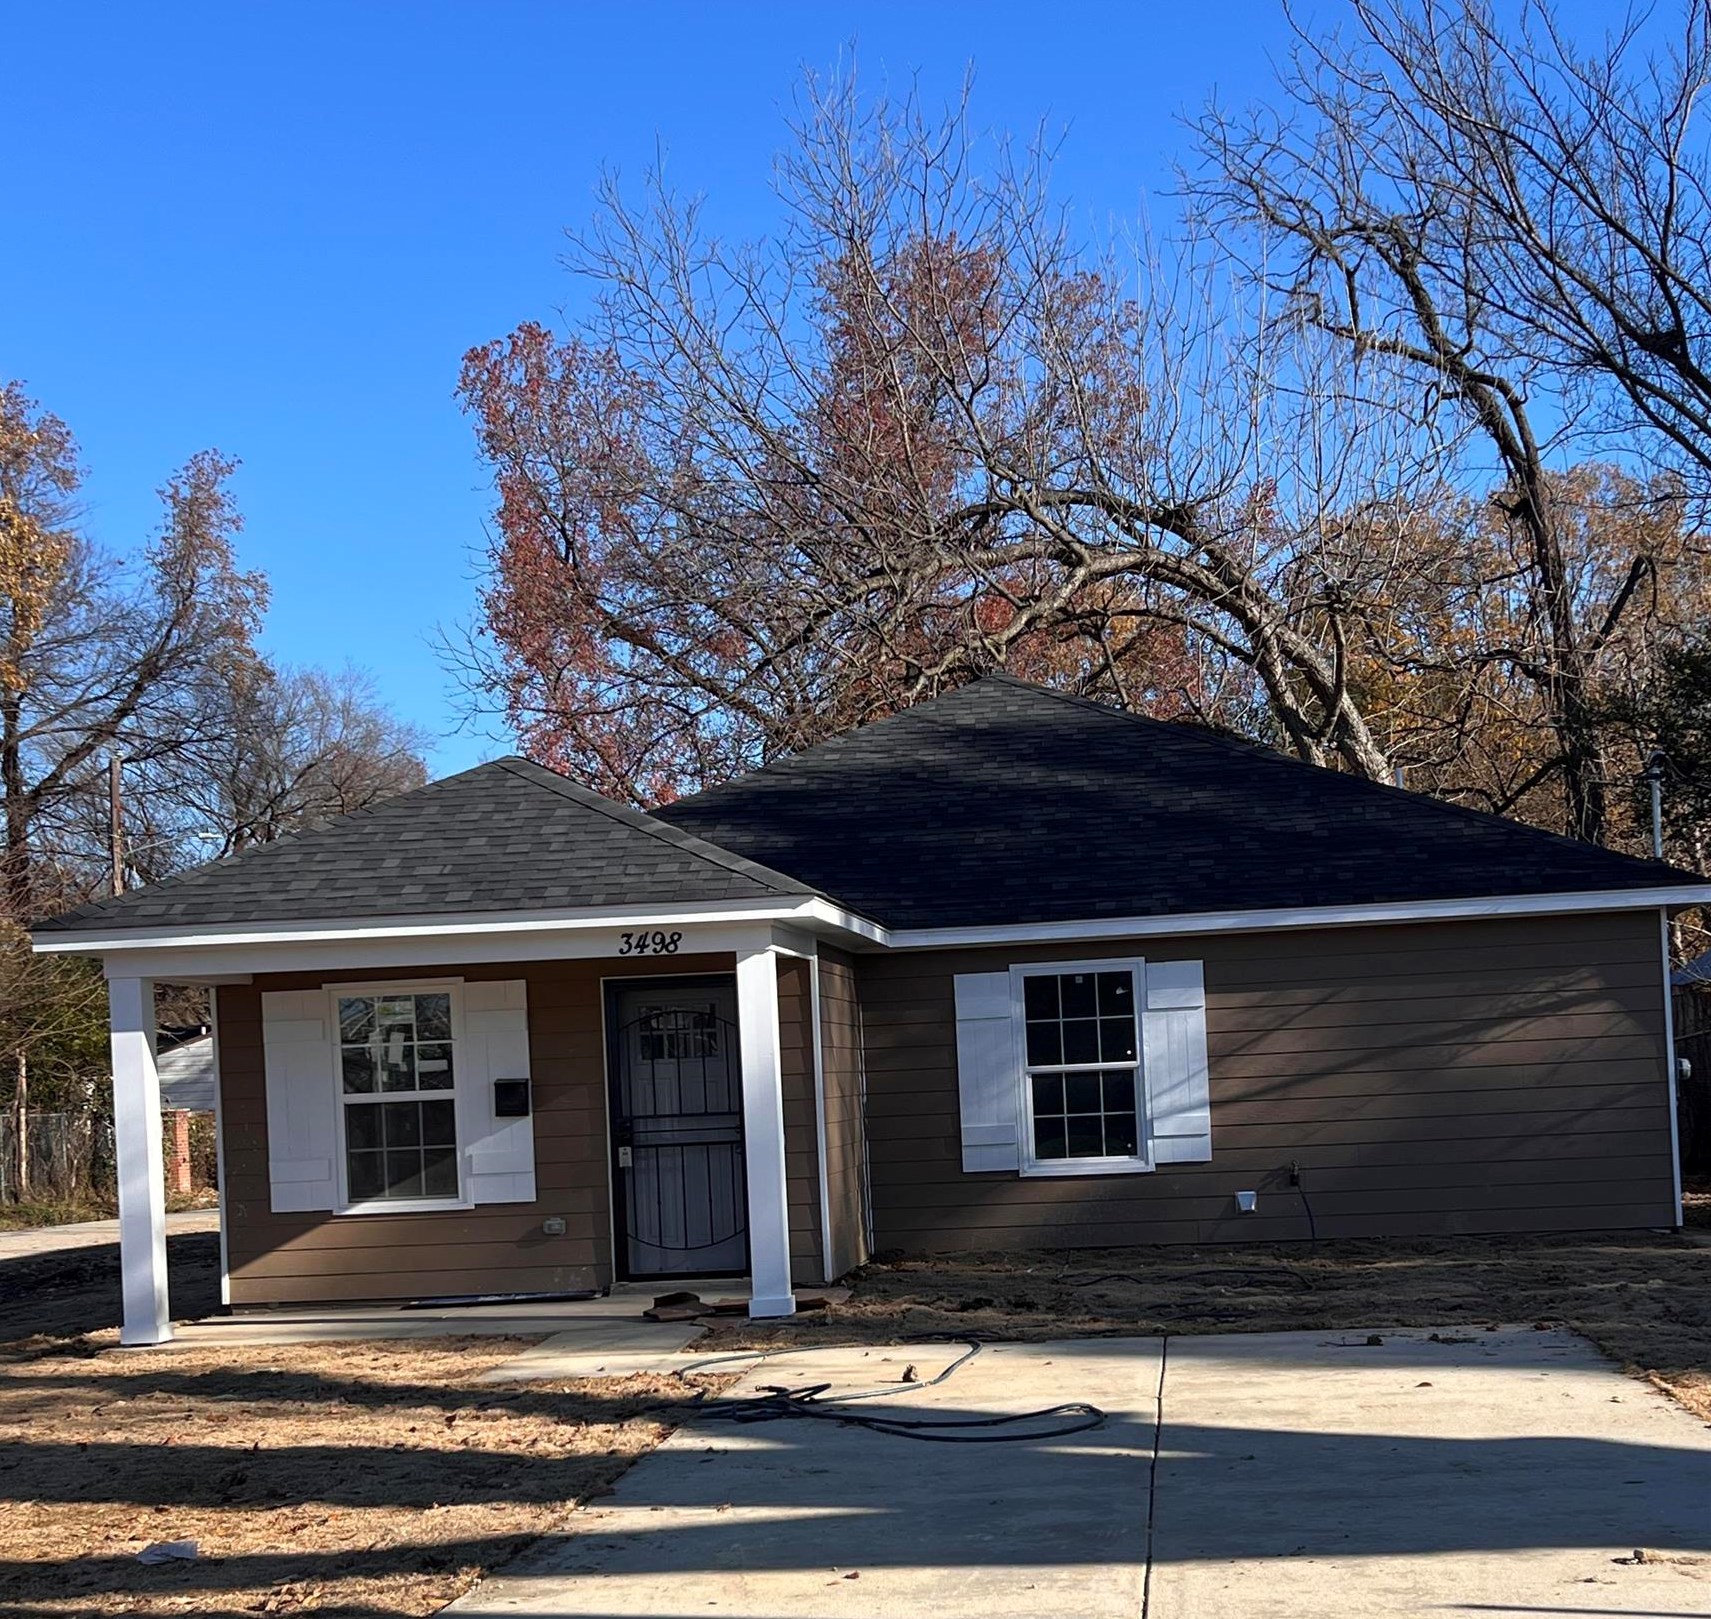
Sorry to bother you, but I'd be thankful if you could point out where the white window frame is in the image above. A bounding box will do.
[328,978,472,1215]
[1009,957,1153,1178]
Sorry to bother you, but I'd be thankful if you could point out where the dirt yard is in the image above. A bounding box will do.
[704,1226,1711,1422]
[0,1233,718,1617]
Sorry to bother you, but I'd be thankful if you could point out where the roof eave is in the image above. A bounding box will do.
[879,883,1711,950]
[31,893,884,956]
[34,881,1708,964]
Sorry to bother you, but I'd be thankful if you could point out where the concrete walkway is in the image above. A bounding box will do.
[1148,1329,1711,1617]
[0,1209,216,1261]
[449,1327,1711,1617]
[450,1339,1158,1617]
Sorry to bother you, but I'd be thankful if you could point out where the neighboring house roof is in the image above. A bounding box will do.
[34,756,817,936]
[156,1033,216,1112]
[655,675,1699,930]
[1675,951,1711,989]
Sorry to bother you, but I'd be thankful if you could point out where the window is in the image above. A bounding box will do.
[337,990,460,1205]
[1019,964,1145,1169]
[637,1005,721,1063]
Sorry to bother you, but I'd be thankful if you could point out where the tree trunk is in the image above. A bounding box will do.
[11,1050,26,1199]
[0,689,31,919]
[1509,464,1608,844]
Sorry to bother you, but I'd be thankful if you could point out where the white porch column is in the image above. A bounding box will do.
[109,975,170,1346]
[736,945,796,1318]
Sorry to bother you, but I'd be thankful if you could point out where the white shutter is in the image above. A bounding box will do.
[1143,960,1212,1164]
[954,971,1020,1172]
[262,990,338,1212]
[458,980,536,1205]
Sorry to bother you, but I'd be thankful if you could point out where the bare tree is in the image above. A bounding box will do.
[0,919,104,1195]
[459,74,1462,803]
[139,662,430,869]
[0,382,266,915]
[1194,0,1711,844]
[1326,1,1711,498]
[1333,461,1707,843]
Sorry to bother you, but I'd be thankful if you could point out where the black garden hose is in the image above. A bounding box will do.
[673,1338,1107,1444]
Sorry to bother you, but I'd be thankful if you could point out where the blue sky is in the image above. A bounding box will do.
[2,1,1604,773]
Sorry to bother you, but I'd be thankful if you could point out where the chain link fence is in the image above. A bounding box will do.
[0,1112,114,1204]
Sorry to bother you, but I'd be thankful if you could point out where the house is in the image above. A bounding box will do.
[154,1028,217,1195]
[1673,951,1711,989]
[32,677,1710,1345]
[156,1029,217,1114]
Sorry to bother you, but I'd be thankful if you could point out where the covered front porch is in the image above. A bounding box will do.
[78,909,871,1346]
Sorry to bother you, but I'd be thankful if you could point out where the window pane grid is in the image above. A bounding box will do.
[339,991,460,1202]
[339,992,454,1098]
[638,1006,721,1062]
[1022,969,1142,1163]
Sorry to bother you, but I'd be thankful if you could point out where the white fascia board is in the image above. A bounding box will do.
[35,880,1708,972]
[882,885,1711,951]
[36,893,884,956]
[33,895,814,953]
[38,896,884,982]
[91,923,781,982]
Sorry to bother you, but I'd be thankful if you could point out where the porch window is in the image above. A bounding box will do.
[637,1005,721,1063]
[1019,964,1145,1169]
[336,990,460,1204]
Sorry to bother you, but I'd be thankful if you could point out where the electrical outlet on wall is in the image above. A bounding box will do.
[542,1216,567,1237]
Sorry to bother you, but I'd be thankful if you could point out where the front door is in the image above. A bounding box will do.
[608,978,747,1279]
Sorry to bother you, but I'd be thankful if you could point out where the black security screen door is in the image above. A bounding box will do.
[608,979,747,1279]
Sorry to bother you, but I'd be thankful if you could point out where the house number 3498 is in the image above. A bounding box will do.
[618,929,683,956]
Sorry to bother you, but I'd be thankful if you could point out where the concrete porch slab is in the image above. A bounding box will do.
[163,1279,750,1353]
[477,1285,854,1381]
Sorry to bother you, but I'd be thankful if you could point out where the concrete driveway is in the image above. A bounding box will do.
[449,1327,1711,1618]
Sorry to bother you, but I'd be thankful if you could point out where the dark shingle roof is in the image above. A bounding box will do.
[34,756,816,935]
[654,675,1700,930]
[36,679,1703,942]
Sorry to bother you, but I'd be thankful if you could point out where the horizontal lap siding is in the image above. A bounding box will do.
[856,912,1676,1252]
[777,955,823,1285]
[818,948,869,1279]
[219,953,736,1307]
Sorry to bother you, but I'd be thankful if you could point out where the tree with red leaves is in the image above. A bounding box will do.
[455,76,1500,805]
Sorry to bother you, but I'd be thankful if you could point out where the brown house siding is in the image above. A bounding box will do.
[220,952,830,1307]
[777,954,824,1285]
[818,947,870,1279]
[856,910,1677,1252]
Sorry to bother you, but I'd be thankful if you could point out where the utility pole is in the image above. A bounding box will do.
[1644,751,1667,861]
[108,754,124,897]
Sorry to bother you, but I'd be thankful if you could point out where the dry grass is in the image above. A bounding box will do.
[0,1199,114,1231]
[701,1227,1711,1422]
[0,1189,214,1231]
[0,1236,718,1617]
[0,1334,717,1617]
